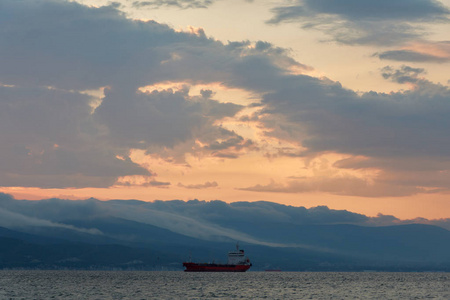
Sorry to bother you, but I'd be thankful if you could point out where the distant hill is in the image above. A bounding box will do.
[0,194,449,271]
[0,233,181,270]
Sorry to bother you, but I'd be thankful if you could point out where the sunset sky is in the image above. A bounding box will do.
[1,0,450,220]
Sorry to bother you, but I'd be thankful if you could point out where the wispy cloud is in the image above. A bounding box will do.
[178,181,218,189]
[376,50,450,63]
[240,176,425,197]
[132,0,215,9]
[131,0,255,9]
[375,41,450,62]
[267,0,450,46]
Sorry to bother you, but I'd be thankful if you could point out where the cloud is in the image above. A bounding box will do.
[0,193,262,244]
[0,0,300,95]
[204,136,255,155]
[240,176,424,198]
[0,194,102,234]
[178,181,218,189]
[147,180,171,186]
[376,50,450,63]
[256,65,450,196]
[267,0,450,46]
[381,65,426,84]
[83,198,450,231]
[4,193,449,235]
[0,0,253,90]
[115,176,171,187]
[0,207,103,235]
[225,40,312,75]
[94,87,243,149]
[131,0,255,9]
[0,85,149,188]
[132,0,215,9]
[0,0,266,188]
[2,0,450,199]
[261,69,450,159]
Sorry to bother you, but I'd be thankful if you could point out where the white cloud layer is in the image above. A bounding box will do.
[1,194,448,240]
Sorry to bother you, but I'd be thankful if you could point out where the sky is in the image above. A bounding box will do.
[0,0,449,220]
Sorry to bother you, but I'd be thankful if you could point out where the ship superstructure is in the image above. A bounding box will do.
[183,243,252,272]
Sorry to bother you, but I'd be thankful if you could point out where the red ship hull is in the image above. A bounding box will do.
[183,262,251,272]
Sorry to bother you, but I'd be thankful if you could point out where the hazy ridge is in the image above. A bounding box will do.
[0,194,449,271]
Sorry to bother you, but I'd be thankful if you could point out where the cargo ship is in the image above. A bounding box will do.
[183,243,252,272]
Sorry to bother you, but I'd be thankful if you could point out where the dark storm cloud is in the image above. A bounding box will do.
[376,50,450,63]
[268,0,450,45]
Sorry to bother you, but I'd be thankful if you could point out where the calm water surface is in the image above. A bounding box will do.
[0,270,448,299]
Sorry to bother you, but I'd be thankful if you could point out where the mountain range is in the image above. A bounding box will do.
[0,193,449,271]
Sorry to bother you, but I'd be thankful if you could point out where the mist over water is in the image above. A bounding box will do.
[0,270,448,299]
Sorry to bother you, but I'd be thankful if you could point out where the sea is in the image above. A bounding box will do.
[0,270,448,299]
